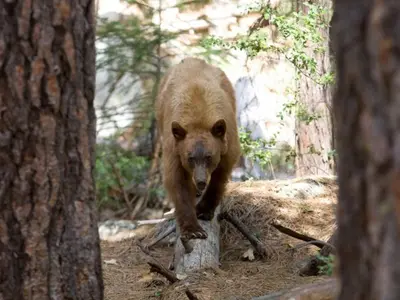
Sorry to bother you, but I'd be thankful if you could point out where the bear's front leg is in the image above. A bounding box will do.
[164,163,208,241]
[196,166,228,221]
[175,186,208,241]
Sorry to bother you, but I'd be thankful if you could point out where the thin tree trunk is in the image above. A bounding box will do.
[332,0,400,299]
[295,0,335,177]
[0,1,103,299]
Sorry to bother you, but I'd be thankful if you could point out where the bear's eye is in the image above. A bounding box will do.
[205,155,212,164]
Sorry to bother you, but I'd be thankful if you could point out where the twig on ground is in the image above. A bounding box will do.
[147,261,179,284]
[136,211,176,227]
[137,241,152,256]
[163,208,175,218]
[148,261,199,300]
[218,212,269,258]
[293,240,336,252]
[271,222,332,250]
[168,252,176,270]
[137,218,168,226]
[137,242,199,300]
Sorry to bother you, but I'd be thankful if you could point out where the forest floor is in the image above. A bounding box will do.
[100,176,337,300]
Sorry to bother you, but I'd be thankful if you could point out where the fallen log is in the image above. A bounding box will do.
[251,278,338,300]
[173,206,221,275]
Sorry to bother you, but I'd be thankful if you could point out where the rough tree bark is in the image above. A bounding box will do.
[295,0,335,177]
[0,1,103,299]
[331,0,400,299]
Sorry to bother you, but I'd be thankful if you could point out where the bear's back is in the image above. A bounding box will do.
[156,57,237,135]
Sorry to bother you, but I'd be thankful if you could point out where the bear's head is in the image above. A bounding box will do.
[171,119,228,195]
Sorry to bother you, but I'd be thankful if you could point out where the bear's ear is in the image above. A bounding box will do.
[171,121,187,141]
[211,119,226,138]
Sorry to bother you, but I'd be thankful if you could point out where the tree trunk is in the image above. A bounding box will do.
[295,0,335,177]
[0,1,103,299]
[331,0,400,299]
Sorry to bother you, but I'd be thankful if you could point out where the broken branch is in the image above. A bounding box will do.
[148,261,179,284]
[163,208,175,218]
[271,222,334,251]
[293,240,336,252]
[137,242,199,300]
[148,261,199,300]
[136,218,170,226]
[218,211,269,258]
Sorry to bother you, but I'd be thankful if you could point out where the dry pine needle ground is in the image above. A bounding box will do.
[102,176,337,300]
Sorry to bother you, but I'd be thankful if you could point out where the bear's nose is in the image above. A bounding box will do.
[196,181,207,191]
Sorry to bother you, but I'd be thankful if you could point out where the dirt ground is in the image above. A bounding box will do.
[101,176,337,300]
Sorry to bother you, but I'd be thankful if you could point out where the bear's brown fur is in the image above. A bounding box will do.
[155,57,241,241]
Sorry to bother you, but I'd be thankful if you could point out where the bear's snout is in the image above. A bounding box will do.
[193,164,208,192]
[196,180,207,191]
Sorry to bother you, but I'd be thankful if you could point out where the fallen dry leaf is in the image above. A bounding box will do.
[242,248,255,261]
[176,273,188,280]
[104,259,118,265]
[138,274,154,283]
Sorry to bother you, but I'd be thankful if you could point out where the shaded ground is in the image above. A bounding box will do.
[101,176,337,300]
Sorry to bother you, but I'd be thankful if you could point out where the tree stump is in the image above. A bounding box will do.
[173,206,221,275]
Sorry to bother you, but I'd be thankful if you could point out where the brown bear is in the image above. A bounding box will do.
[155,57,241,242]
